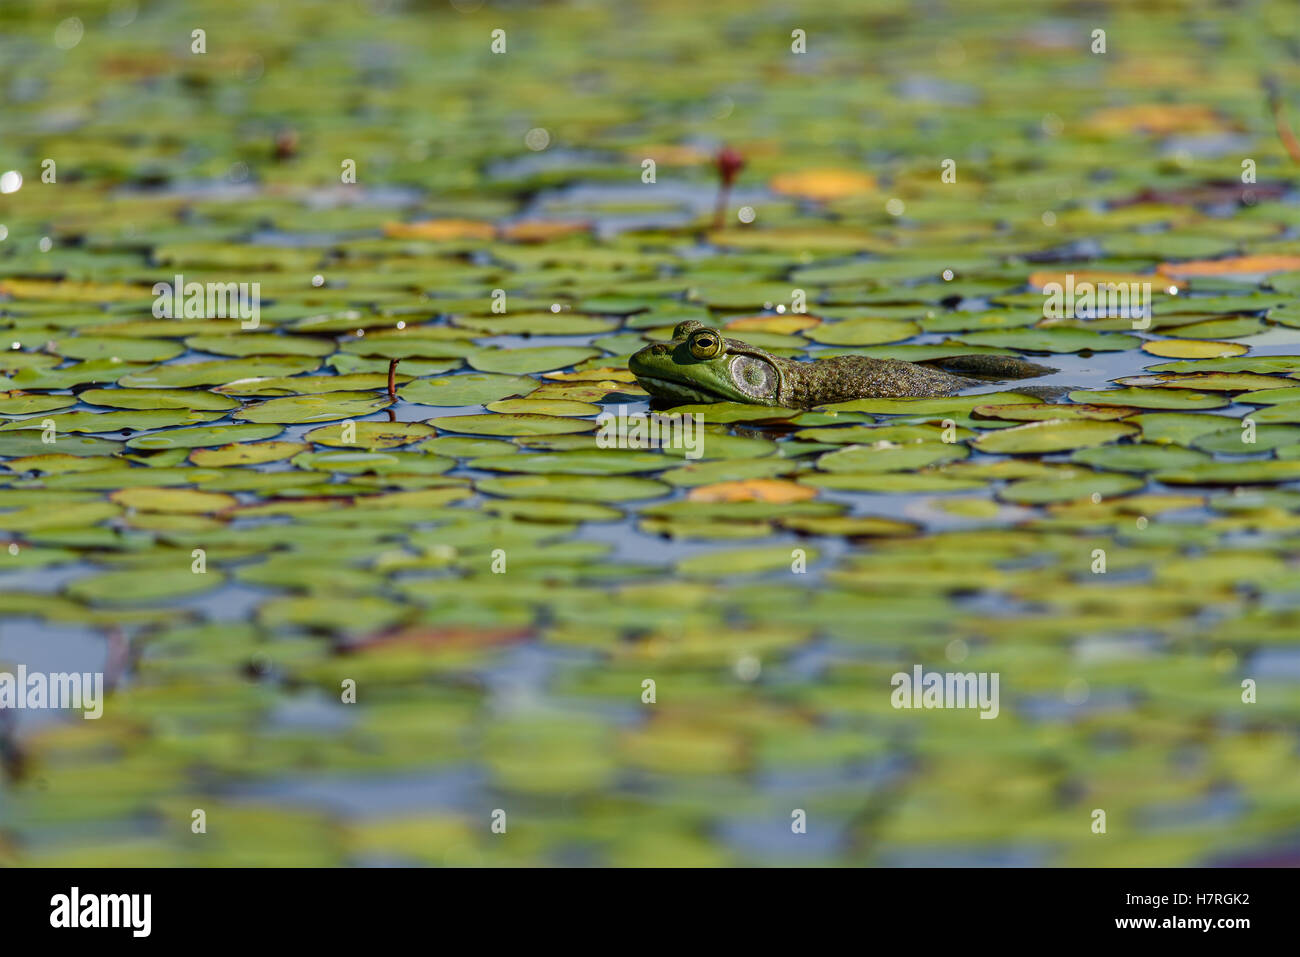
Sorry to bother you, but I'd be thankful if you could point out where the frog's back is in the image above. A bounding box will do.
[780,355,976,406]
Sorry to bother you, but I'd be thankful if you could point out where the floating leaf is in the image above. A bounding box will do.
[79,388,241,411]
[802,318,918,345]
[1112,373,1292,392]
[399,373,534,407]
[0,409,223,433]
[125,424,284,450]
[973,419,1138,454]
[119,356,322,388]
[66,567,225,604]
[1156,461,1300,485]
[769,168,876,200]
[304,421,435,449]
[1067,388,1228,410]
[430,413,594,436]
[973,403,1137,422]
[687,479,814,503]
[1140,339,1247,359]
[233,393,391,424]
[999,471,1143,505]
[476,474,668,502]
[467,346,600,374]
[1158,255,1300,279]
[0,393,77,415]
[109,487,237,513]
[818,442,969,472]
[484,398,601,416]
[1070,443,1210,472]
[956,328,1140,352]
[189,441,308,467]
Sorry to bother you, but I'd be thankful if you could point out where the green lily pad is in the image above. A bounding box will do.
[55,337,185,362]
[973,420,1138,454]
[484,398,601,416]
[476,474,668,501]
[1156,461,1300,485]
[1131,412,1232,445]
[125,424,285,449]
[184,334,337,357]
[118,356,323,388]
[0,393,78,415]
[233,393,391,424]
[999,471,1143,505]
[468,449,666,474]
[189,441,309,466]
[1192,425,1300,453]
[818,442,969,472]
[215,374,409,396]
[79,388,241,411]
[0,431,122,456]
[956,328,1141,352]
[1067,388,1229,410]
[304,421,436,448]
[66,566,226,604]
[973,403,1138,422]
[1070,443,1211,472]
[0,409,223,433]
[399,373,535,407]
[821,391,1038,415]
[431,413,595,436]
[802,318,919,345]
[109,487,237,513]
[1113,373,1293,392]
[467,346,600,374]
[1162,316,1266,339]
[677,545,819,578]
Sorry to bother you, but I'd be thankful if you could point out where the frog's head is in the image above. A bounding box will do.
[628,321,786,405]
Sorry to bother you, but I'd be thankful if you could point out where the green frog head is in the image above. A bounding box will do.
[628,320,786,405]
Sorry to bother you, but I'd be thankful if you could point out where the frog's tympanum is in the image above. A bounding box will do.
[629,321,1056,409]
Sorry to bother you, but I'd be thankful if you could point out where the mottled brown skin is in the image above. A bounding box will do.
[628,321,1056,409]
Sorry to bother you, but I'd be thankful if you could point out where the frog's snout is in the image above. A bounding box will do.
[629,342,669,371]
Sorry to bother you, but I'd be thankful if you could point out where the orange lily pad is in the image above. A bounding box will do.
[382,219,495,240]
[1027,269,1183,291]
[724,315,821,333]
[769,168,876,201]
[1085,103,1228,136]
[1157,255,1300,279]
[687,479,816,504]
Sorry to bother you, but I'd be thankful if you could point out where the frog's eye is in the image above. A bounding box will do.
[688,330,723,359]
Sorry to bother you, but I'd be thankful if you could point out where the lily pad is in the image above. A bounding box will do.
[430,413,594,436]
[467,347,600,374]
[304,421,436,449]
[1067,388,1229,410]
[399,373,535,407]
[233,393,392,424]
[973,420,1139,454]
[125,424,285,450]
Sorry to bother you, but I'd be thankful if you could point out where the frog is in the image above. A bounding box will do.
[628,321,1056,409]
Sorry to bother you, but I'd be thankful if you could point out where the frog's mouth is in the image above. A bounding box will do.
[632,372,732,404]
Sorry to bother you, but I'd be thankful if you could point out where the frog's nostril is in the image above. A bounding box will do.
[651,344,669,355]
